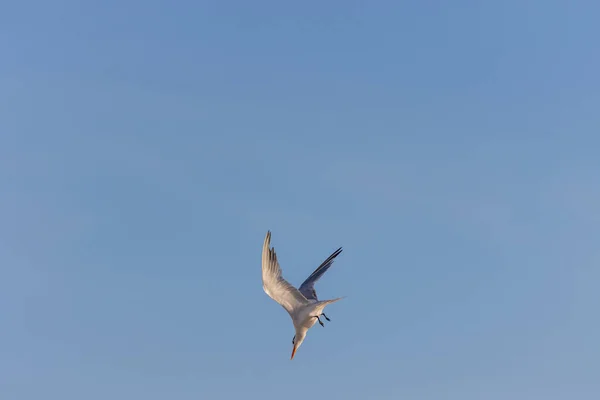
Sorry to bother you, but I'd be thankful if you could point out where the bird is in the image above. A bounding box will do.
[261,230,344,360]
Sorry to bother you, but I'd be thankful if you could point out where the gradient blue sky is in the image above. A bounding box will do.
[1,1,599,399]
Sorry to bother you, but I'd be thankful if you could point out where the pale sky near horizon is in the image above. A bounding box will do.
[1,1,599,399]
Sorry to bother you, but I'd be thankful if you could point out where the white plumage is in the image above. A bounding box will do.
[261,231,344,359]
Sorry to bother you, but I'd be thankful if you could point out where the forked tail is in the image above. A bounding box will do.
[314,297,344,312]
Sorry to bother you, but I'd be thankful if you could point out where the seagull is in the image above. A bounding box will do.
[261,231,344,360]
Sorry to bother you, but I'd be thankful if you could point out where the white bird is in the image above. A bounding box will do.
[261,231,344,360]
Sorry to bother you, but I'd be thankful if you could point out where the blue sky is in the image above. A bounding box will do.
[1,1,599,399]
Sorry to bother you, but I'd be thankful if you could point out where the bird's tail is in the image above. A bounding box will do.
[313,297,344,312]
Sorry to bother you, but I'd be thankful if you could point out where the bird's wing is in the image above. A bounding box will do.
[298,247,343,301]
[262,231,309,314]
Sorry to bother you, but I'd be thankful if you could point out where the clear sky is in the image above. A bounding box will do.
[1,1,599,399]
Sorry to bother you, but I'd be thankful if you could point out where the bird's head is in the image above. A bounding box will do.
[291,331,306,360]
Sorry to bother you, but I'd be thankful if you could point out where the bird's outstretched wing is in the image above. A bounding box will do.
[298,247,343,301]
[262,231,309,315]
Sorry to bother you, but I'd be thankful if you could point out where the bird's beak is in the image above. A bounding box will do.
[291,345,297,360]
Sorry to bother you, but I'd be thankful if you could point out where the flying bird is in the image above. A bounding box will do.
[261,231,344,360]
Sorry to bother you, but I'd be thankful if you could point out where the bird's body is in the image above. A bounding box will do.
[261,231,344,359]
[292,299,334,330]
